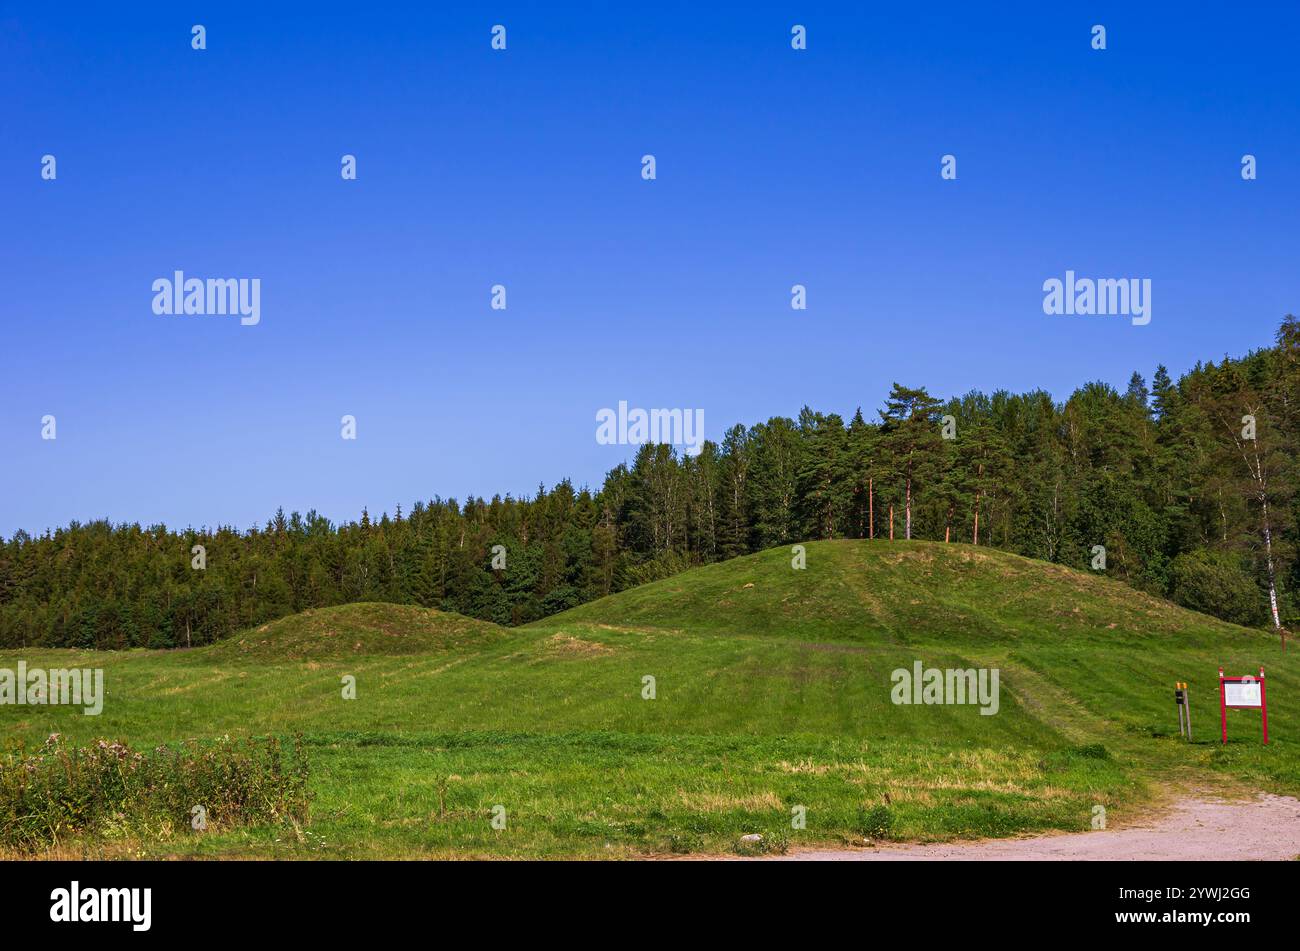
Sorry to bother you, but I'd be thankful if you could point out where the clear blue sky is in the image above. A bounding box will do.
[3,2,1298,538]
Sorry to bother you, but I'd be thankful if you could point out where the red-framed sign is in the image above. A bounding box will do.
[1219,666,1268,744]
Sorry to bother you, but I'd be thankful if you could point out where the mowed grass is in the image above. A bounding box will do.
[204,602,509,660]
[1,540,1292,858]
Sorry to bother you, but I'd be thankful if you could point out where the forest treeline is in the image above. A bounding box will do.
[2,317,1297,649]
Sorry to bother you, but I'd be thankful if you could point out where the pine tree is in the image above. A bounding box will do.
[880,384,944,540]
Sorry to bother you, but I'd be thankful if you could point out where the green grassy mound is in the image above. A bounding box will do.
[203,602,507,660]
[551,539,1258,648]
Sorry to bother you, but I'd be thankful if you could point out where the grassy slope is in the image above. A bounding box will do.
[204,602,508,659]
[2,540,1293,859]
[555,541,1254,647]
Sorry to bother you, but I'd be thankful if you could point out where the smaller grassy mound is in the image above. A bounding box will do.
[204,603,507,660]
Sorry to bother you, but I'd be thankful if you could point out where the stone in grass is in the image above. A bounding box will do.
[740,833,763,844]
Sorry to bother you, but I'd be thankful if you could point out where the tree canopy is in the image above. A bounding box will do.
[2,317,1296,649]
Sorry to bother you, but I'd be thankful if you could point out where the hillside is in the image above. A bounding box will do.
[549,539,1262,647]
[2,540,1292,859]
[203,602,508,660]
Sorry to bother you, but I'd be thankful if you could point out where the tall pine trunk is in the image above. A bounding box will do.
[868,477,874,539]
[905,476,912,540]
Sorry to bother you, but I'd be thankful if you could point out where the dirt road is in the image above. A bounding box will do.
[775,794,1300,861]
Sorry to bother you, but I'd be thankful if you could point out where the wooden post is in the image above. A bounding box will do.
[1260,667,1269,745]
[1219,667,1227,744]
[889,505,894,541]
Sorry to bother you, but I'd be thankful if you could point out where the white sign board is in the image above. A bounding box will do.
[1224,681,1262,707]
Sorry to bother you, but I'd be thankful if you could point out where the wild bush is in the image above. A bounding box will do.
[0,732,309,852]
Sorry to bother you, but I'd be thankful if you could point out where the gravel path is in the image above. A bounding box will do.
[774,794,1300,861]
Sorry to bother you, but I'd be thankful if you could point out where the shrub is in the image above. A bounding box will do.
[0,733,310,852]
[858,804,894,840]
[1168,550,1267,627]
[667,830,704,854]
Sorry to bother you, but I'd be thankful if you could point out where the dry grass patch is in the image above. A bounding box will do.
[676,790,783,812]
[544,634,616,657]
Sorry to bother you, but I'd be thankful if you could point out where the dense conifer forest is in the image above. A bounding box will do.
[3,317,1296,649]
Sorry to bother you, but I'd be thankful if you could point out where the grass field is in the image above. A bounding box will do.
[2,540,1293,858]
